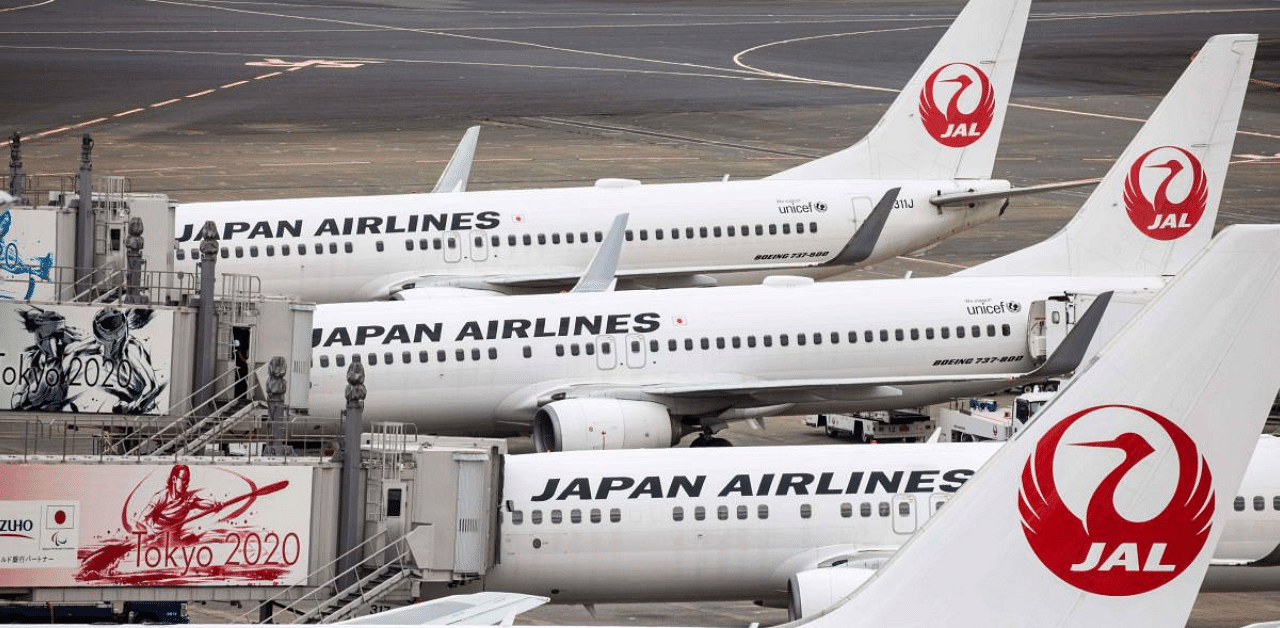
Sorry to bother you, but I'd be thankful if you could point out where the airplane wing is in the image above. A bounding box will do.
[430,126,481,194]
[334,592,548,626]
[930,178,1099,207]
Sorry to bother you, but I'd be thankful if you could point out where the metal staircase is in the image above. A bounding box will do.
[122,363,267,456]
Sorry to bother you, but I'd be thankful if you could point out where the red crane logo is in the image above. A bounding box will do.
[1019,405,1214,596]
[1123,146,1208,241]
[918,63,996,147]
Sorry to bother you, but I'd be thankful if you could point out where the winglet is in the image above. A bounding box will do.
[431,126,481,194]
[570,213,628,293]
[805,225,1280,628]
[825,188,898,266]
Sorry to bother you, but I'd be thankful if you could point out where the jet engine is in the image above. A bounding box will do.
[533,399,680,452]
[787,566,877,620]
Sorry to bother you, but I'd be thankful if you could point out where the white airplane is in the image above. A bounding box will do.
[172,0,1035,302]
[307,35,1257,451]
[484,435,1280,615]
[33,225,1280,628]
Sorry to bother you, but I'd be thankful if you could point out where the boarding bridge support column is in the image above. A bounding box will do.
[74,134,94,299]
[263,356,293,456]
[337,362,366,590]
[8,132,23,204]
[124,217,147,305]
[192,222,219,417]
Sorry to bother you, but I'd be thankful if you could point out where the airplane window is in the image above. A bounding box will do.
[727,225,736,237]
[741,224,750,236]
[699,227,708,238]
[796,222,805,234]
[277,244,286,256]
[386,352,395,364]
[190,248,199,259]
[176,248,185,261]
[865,330,874,343]
[717,506,729,521]
[986,324,996,337]
[566,232,575,244]
[1274,496,1280,511]
[655,229,664,241]
[747,336,756,348]
[810,222,818,232]
[779,334,789,347]
[523,234,532,246]
[639,230,648,241]
[314,243,323,254]
[686,227,695,239]
[585,344,595,356]
[609,508,621,523]
[701,338,710,350]
[684,339,693,351]
[590,508,601,523]
[935,501,945,512]
[694,506,705,521]
[840,503,852,518]
[649,339,659,352]
[250,246,259,257]
[1256,496,1266,511]
[552,233,561,244]
[879,502,890,517]
[925,328,934,340]
[624,230,633,242]
[523,346,532,359]
[336,355,346,367]
[595,231,604,243]
[456,348,466,361]
[800,504,812,519]
[570,344,580,356]
[672,506,684,522]
[812,333,822,345]
[531,510,543,524]
[796,334,806,346]
[598,342,611,355]
[713,226,722,238]
[235,246,244,258]
[668,339,678,352]
[1235,496,1245,511]
[437,350,446,362]
[755,225,764,236]
[367,353,377,366]
[471,348,481,361]
[419,351,430,363]
[955,326,965,339]
[571,509,582,524]
[551,510,562,524]
[848,331,858,343]
[475,235,484,247]
[736,505,748,520]
[716,338,725,350]
[880,330,889,342]
[631,340,641,353]
[295,244,303,256]
[971,325,981,337]
[910,329,919,341]
[1002,324,1011,336]
[861,503,872,518]
[899,501,911,516]
[375,241,384,253]
[446,238,456,250]
[492,235,501,247]
[894,329,904,341]
[580,231,589,243]
[344,242,353,253]
[731,336,741,349]
[941,327,950,339]
[488,348,497,360]
[671,228,680,240]
[830,332,839,344]
[512,511,523,525]
[763,335,773,348]
[782,223,791,235]
[319,356,329,368]
[401,351,410,364]
[537,234,546,245]
[768,224,778,235]
[330,243,338,254]
[508,235,517,246]
[757,505,769,520]
[420,238,430,250]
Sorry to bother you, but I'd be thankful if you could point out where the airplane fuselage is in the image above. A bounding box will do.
[174,178,1009,302]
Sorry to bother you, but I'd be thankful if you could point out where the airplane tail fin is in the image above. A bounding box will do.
[766,0,1028,182]
[959,34,1257,278]
[802,225,1280,628]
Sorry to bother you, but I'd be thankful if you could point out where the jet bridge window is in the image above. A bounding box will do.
[840,503,852,518]
[319,356,330,368]
[800,504,812,519]
[590,508,602,523]
[609,508,621,523]
[879,502,890,517]
[672,506,684,522]
[375,241,384,252]
[1235,497,1245,511]
[737,505,749,520]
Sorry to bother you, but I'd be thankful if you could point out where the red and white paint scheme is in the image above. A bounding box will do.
[918,63,996,147]
[1123,146,1208,240]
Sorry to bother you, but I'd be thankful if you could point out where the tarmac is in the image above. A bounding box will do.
[1,0,1279,625]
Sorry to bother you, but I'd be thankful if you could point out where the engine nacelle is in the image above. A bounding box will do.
[787,566,877,620]
[533,399,679,452]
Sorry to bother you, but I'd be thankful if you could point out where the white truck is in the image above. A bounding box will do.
[937,387,1057,442]
[805,410,936,443]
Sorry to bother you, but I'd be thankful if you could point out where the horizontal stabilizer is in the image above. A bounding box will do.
[930,178,1099,207]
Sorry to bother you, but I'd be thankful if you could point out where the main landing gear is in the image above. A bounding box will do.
[690,433,733,447]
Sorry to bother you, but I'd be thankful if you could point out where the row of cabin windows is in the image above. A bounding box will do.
[1234,495,1280,512]
[176,221,823,260]
[314,320,1017,369]
[509,508,623,525]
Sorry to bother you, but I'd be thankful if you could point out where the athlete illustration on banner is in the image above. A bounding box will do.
[0,210,54,301]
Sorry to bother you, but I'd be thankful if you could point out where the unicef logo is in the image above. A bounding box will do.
[1006,301,1021,313]
[815,202,827,212]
